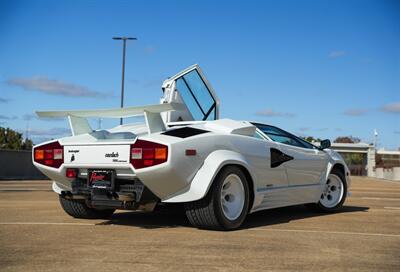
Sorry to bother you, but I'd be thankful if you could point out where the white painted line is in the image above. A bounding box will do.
[0,222,95,226]
[384,207,400,210]
[357,197,400,201]
[248,228,400,238]
[0,181,50,184]
[372,179,400,184]
[352,189,400,192]
[352,192,400,195]
[0,188,52,192]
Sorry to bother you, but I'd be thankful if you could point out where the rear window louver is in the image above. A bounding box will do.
[162,127,209,138]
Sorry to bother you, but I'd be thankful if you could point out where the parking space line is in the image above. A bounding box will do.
[384,207,400,210]
[0,222,95,226]
[0,189,52,192]
[248,228,400,238]
[353,197,400,201]
[352,191,400,195]
[351,188,400,191]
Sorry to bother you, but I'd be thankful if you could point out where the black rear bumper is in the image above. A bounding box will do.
[61,177,159,210]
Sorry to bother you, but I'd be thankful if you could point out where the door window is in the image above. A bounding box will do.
[252,123,316,149]
[267,134,305,148]
[175,69,217,121]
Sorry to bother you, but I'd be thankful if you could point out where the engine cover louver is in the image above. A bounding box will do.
[162,127,209,138]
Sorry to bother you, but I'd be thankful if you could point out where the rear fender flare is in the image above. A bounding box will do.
[52,181,69,194]
[163,150,255,203]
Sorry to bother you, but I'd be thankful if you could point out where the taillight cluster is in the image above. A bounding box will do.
[130,139,168,169]
[33,141,64,168]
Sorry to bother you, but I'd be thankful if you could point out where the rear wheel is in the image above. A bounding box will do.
[309,169,347,212]
[59,196,115,219]
[184,166,250,230]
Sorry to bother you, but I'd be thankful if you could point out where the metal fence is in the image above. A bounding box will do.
[0,150,47,180]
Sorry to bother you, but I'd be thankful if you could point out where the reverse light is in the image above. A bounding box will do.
[130,139,168,169]
[33,141,64,168]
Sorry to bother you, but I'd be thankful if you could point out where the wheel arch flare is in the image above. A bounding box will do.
[162,149,256,203]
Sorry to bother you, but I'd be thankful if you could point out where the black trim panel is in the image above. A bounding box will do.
[270,148,294,168]
[162,127,209,138]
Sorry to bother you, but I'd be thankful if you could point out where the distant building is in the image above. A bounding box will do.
[328,143,400,180]
[376,149,400,168]
[330,143,374,177]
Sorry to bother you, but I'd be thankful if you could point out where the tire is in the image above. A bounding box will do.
[308,169,347,212]
[59,196,115,219]
[184,166,250,230]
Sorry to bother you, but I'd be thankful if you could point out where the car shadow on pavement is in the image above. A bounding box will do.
[241,205,369,230]
[98,204,369,230]
[98,204,191,229]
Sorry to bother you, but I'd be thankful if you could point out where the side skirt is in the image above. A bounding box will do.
[250,183,322,213]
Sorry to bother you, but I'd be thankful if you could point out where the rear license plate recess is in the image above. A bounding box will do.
[88,169,115,190]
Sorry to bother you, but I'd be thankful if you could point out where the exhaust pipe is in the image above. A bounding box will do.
[113,192,136,201]
[61,191,85,200]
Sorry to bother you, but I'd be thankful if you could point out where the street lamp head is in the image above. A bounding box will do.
[113,37,137,41]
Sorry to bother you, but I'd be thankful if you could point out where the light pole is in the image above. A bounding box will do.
[113,36,137,125]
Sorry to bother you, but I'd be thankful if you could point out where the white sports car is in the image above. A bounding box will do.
[33,65,351,230]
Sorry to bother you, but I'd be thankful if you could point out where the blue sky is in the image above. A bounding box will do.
[0,0,399,149]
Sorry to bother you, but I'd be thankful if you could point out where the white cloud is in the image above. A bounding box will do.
[0,97,9,103]
[343,108,368,116]
[381,102,400,113]
[22,114,36,121]
[28,127,70,136]
[329,51,346,58]
[256,109,296,118]
[0,115,17,120]
[7,76,106,97]
[22,113,65,122]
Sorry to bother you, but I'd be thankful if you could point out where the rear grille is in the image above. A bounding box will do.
[119,183,144,193]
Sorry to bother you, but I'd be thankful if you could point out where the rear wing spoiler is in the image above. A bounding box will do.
[36,103,185,136]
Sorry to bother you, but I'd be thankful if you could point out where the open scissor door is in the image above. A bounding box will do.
[161,64,219,122]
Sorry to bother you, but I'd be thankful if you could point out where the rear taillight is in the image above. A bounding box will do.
[130,139,168,169]
[33,141,64,168]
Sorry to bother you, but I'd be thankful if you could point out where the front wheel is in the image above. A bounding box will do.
[310,169,347,212]
[184,166,250,230]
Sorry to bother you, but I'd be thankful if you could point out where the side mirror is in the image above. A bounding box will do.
[320,139,331,150]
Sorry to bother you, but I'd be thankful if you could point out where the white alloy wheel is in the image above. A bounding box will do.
[320,174,344,208]
[185,166,250,230]
[220,174,245,221]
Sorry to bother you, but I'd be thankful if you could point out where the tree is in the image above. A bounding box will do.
[0,127,33,150]
[302,136,322,143]
[334,136,361,144]
[340,153,365,165]
[22,138,33,150]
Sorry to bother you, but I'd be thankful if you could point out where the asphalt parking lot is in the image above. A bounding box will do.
[0,177,399,272]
